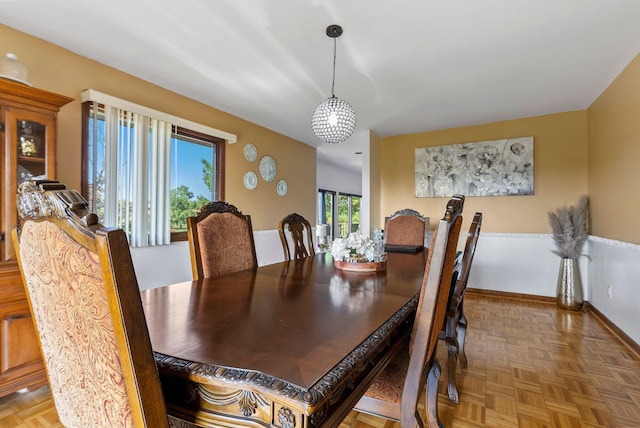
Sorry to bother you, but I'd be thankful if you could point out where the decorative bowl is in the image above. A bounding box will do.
[333,260,387,272]
[0,53,31,86]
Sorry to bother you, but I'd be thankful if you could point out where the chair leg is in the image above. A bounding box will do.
[445,335,459,404]
[425,358,444,428]
[458,304,468,368]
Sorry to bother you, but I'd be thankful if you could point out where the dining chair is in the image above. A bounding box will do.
[384,208,429,251]
[439,211,482,403]
[12,180,196,428]
[186,201,258,280]
[278,212,315,260]
[354,194,464,427]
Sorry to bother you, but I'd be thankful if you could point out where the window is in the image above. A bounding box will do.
[81,99,226,246]
[338,193,361,238]
[168,127,225,239]
[318,189,360,239]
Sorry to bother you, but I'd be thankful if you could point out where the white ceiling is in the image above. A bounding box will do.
[1,0,640,173]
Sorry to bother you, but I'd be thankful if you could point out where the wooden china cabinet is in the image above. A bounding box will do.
[0,79,72,397]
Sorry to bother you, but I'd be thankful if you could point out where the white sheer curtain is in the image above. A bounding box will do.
[149,118,171,246]
[101,106,171,247]
[83,89,236,248]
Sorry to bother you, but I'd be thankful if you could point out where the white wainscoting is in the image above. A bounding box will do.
[253,229,289,267]
[130,241,192,290]
[466,232,589,300]
[130,231,639,345]
[588,236,640,345]
[130,229,291,291]
[131,231,572,294]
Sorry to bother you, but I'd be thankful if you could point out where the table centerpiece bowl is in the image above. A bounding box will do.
[331,233,386,272]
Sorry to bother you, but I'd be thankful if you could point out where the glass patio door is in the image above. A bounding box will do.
[338,193,361,238]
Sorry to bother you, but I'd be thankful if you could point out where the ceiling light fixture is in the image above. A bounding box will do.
[311,25,356,145]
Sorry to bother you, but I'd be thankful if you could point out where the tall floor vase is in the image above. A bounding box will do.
[556,257,583,311]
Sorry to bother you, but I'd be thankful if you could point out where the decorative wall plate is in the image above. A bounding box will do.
[259,155,277,182]
[243,171,258,190]
[277,179,288,196]
[243,143,257,162]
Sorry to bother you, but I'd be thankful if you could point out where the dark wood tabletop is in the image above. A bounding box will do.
[141,250,427,427]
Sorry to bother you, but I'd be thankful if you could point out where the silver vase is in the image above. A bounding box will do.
[556,257,583,311]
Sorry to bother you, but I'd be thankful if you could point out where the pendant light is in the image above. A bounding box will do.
[311,25,356,144]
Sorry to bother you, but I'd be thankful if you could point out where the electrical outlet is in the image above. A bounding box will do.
[607,284,613,299]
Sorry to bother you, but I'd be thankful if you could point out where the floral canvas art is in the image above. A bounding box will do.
[415,136,534,197]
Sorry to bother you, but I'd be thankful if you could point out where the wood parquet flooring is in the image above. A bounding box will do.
[1,292,639,427]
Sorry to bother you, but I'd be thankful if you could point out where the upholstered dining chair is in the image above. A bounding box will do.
[278,212,315,260]
[384,208,429,251]
[12,180,196,428]
[439,211,482,403]
[354,194,464,427]
[187,201,258,280]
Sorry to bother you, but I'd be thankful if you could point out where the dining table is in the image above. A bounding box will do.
[141,250,428,428]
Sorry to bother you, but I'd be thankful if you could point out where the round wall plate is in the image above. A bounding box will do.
[277,179,288,196]
[244,143,257,162]
[243,171,258,190]
[259,155,277,182]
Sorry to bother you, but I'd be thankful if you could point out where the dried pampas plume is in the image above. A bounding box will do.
[548,196,589,259]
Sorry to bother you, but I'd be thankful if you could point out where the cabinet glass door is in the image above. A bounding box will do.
[1,110,55,263]
[17,120,46,185]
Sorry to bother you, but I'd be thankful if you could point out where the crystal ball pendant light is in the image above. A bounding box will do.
[311,25,356,144]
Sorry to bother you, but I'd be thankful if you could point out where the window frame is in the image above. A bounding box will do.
[81,102,225,243]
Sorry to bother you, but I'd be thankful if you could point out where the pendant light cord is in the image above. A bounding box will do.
[331,37,336,97]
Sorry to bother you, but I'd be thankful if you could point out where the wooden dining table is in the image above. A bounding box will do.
[141,250,428,428]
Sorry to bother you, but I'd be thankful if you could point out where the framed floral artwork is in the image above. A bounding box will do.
[415,136,533,197]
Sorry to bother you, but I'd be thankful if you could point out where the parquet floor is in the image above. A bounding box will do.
[1,292,639,427]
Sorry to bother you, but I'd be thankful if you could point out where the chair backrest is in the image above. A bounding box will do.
[186,201,258,280]
[278,213,315,260]
[402,194,464,426]
[384,208,428,247]
[12,181,169,428]
[450,212,482,310]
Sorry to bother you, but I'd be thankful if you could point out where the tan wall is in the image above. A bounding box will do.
[588,54,640,244]
[1,24,316,230]
[379,111,588,233]
[369,131,382,231]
